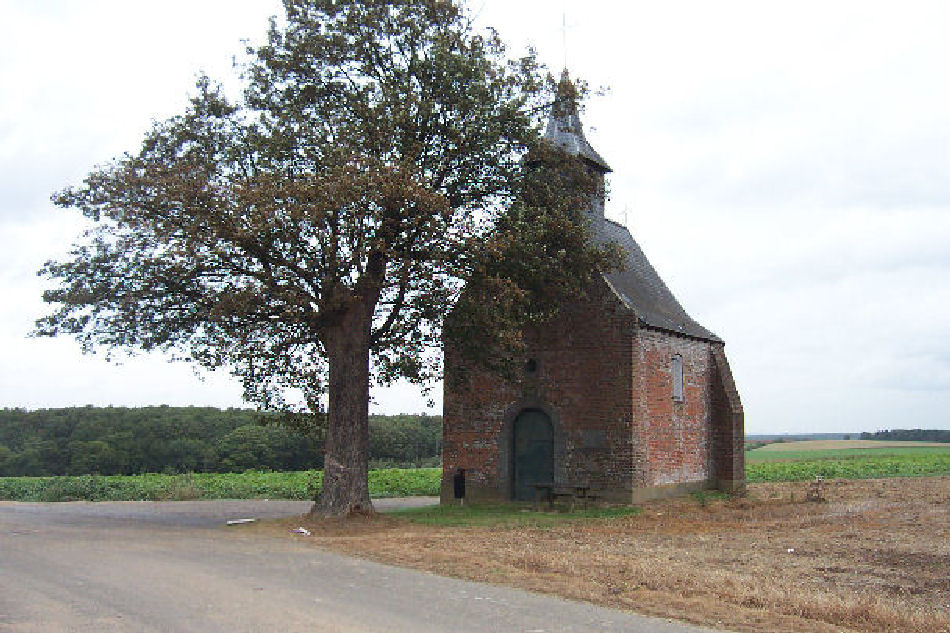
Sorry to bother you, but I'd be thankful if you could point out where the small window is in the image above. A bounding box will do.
[672,355,684,402]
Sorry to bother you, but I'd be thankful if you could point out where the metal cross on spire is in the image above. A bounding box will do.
[562,12,569,70]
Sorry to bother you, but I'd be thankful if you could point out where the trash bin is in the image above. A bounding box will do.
[453,468,466,502]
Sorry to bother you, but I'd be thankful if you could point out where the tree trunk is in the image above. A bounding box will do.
[313,304,374,518]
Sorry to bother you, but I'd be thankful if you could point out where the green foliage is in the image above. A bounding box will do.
[691,489,731,507]
[369,456,441,470]
[860,429,950,442]
[392,503,640,527]
[0,407,439,477]
[4,450,948,503]
[34,0,556,413]
[0,444,11,471]
[366,468,441,498]
[368,414,441,467]
[35,0,616,515]
[216,424,313,472]
[0,473,205,503]
[446,133,622,375]
[0,467,441,502]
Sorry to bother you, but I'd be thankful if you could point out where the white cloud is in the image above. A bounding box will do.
[1,0,948,431]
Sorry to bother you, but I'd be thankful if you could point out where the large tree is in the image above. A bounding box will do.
[37,0,616,516]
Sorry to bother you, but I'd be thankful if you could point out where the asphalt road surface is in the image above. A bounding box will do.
[0,499,723,633]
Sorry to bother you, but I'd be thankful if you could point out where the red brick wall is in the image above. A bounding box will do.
[442,281,637,501]
[710,346,745,491]
[633,329,714,487]
[532,286,636,496]
[441,368,520,497]
[442,280,743,503]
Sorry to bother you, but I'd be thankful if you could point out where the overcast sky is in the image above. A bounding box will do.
[1,0,948,434]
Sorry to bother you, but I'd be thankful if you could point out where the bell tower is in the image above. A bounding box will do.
[543,70,612,219]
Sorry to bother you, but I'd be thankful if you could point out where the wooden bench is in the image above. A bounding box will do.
[530,483,601,511]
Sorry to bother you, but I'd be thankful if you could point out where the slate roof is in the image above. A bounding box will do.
[544,71,612,173]
[594,219,721,342]
[544,70,719,342]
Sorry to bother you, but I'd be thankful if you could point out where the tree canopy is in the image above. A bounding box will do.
[0,407,441,477]
[37,0,618,516]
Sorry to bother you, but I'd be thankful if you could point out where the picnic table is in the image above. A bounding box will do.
[530,483,599,511]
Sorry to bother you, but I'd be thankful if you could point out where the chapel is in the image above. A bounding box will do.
[441,72,745,504]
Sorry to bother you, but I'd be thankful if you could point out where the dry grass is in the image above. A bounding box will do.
[269,477,950,633]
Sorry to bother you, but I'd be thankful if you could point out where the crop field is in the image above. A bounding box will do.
[752,439,947,452]
[0,467,441,502]
[744,439,950,483]
[748,439,949,461]
[3,440,950,501]
[747,445,950,462]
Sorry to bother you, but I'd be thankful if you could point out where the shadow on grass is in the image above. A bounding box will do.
[388,503,640,527]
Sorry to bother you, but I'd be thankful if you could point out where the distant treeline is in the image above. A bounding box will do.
[746,433,850,442]
[860,429,950,443]
[0,407,441,477]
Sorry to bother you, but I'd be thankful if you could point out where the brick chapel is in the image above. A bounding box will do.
[441,72,745,504]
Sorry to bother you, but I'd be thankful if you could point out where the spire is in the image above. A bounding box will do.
[544,70,611,173]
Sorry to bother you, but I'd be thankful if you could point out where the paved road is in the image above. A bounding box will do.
[0,500,722,633]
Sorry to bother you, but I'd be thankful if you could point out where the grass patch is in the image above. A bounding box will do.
[691,489,731,506]
[390,502,640,527]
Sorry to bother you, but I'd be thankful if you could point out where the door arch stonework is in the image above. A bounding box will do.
[497,398,564,500]
[512,409,554,501]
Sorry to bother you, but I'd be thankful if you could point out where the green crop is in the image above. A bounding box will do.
[3,453,948,503]
[746,453,950,482]
[0,468,441,502]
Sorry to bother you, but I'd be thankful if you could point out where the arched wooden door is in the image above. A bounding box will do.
[513,409,554,501]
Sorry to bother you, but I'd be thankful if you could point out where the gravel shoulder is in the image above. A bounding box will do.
[0,496,437,529]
